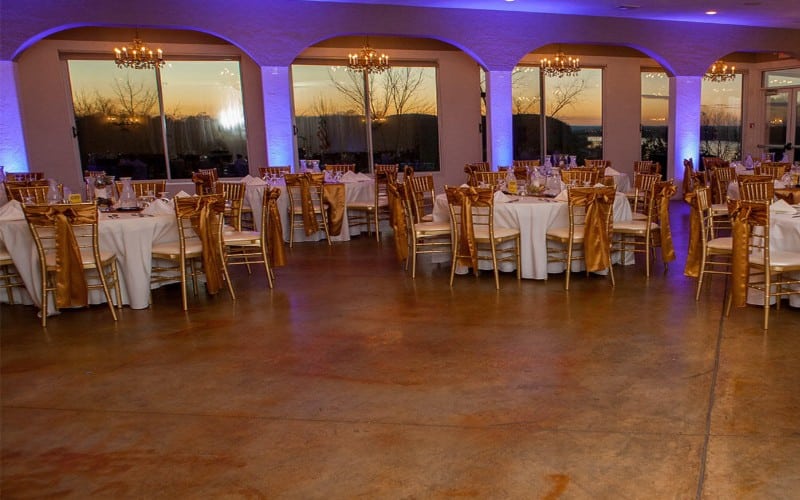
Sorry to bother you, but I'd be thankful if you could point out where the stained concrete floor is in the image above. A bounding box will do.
[1,202,799,498]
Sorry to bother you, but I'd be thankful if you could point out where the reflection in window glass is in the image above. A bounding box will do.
[701,74,742,161]
[67,59,249,179]
[763,68,800,89]
[511,66,541,161]
[292,64,440,172]
[160,61,247,178]
[68,60,165,178]
[641,71,669,168]
[545,68,603,163]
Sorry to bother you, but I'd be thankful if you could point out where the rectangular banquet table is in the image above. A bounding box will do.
[243,176,378,242]
[432,192,633,279]
[0,211,178,310]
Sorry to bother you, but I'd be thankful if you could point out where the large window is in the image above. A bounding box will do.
[68,59,247,179]
[507,66,603,164]
[700,74,743,161]
[292,64,440,172]
[641,70,669,168]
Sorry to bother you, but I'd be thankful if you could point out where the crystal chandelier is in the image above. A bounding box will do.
[540,50,580,78]
[704,60,736,82]
[114,34,164,70]
[347,44,389,74]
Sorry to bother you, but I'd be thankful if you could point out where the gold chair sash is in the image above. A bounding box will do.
[322,182,345,236]
[570,187,615,273]
[176,195,226,296]
[264,187,286,267]
[683,191,702,278]
[191,172,215,195]
[387,183,409,263]
[297,174,320,236]
[775,188,800,205]
[657,181,677,263]
[24,204,92,308]
[728,200,769,308]
[446,186,493,273]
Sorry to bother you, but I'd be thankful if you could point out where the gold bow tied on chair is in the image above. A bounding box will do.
[24,204,93,308]
[176,195,226,296]
[447,186,493,274]
[727,200,769,308]
[571,187,615,273]
[683,190,702,278]
[265,187,286,268]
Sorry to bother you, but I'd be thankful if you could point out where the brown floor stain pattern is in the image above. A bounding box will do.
[2,201,799,498]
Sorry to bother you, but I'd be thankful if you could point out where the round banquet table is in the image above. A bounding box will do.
[432,192,633,279]
[0,211,178,310]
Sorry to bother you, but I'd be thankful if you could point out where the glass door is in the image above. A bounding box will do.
[764,89,798,162]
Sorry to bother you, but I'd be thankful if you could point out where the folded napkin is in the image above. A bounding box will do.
[605,167,621,176]
[554,189,569,202]
[354,172,372,181]
[0,200,25,221]
[770,198,795,214]
[142,199,175,216]
[493,190,512,203]
[174,190,191,198]
[337,171,357,183]
[243,176,266,186]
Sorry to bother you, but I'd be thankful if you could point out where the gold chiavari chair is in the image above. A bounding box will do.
[754,163,790,180]
[215,181,247,231]
[726,199,800,329]
[0,242,25,304]
[151,194,233,310]
[634,160,660,174]
[283,173,331,247]
[347,170,393,241]
[23,202,122,327]
[686,186,732,300]
[546,186,616,290]
[709,166,736,235]
[391,182,450,278]
[560,168,601,186]
[682,157,705,197]
[84,170,106,179]
[613,180,677,277]
[258,166,292,179]
[324,163,356,174]
[738,175,775,202]
[192,169,219,195]
[445,186,520,289]
[405,173,437,223]
[222,186,285,290]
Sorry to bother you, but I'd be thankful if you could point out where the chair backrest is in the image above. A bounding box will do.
[374,164,399,183]
[405,173,436,223]
[692,186,716,244]
[8,185,52,204]
[7,172,45,182]
[174,194,226,255]
[474,171,505,188]
[193,170,218,195]
[703,157,729,170]
[259,166,292,179]
[560,168,601,186]
[754,163,790,179]
[634,161,660,174]
[466,161,491,172]
[738,176,775,202]
[513,160,540,169]
[84,170,106,178]
[584,159,610,169]
[710,166,736,204]
[566,185,615,238]
[445,185,495,240]
[115,180,166,197]
[324,163,356,173]
[216,181,246,230]
[284,173,326,214]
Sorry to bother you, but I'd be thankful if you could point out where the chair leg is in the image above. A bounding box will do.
[565,240,573,291]
[411,238,418,279]
[179,255,188,311]
[260,245,273,289]
[515,235,521,280]
[96,263,118,322]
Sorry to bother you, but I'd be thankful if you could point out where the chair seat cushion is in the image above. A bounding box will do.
[711,203,728,215]
[416,221,450,233]
[613,220,658,232]
[631,212,648,221]
[545,226,584,241]
[46,248,116,268]
[224,230,261,244]
[707,236,733,251]
[475,227,520,240]
[348,201,375,210]
[421,214,433,222]
[152,240,203,257]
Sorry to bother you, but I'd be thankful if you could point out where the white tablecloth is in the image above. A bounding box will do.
[243,178,376,242]
[748,210,800,308]
[0,212,178,310]
[432,192,633,279]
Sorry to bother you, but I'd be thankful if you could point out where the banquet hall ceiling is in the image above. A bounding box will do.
[306,0,800,30]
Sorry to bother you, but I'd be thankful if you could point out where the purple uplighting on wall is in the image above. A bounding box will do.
[0,62,29,173]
